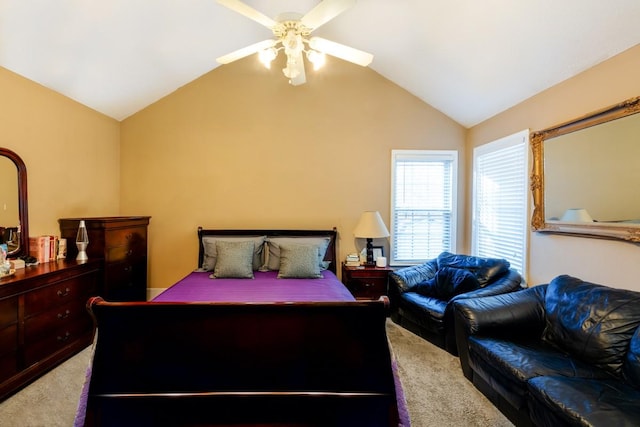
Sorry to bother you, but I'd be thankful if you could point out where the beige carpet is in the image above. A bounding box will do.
[0,321,512,426]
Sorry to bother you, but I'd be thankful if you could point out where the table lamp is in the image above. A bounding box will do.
[354,211,390,266]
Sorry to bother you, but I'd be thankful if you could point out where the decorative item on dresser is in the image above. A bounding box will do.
[342,262,393,300]
[58,216,150,302]
[0,259,101,401]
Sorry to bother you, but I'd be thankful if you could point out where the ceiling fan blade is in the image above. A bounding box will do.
[309,37,373,66]
[216,0,277,29]
[287,50,306,86]
[301,0,356,30]
[216,39,276,64]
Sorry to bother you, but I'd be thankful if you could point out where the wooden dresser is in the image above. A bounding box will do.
[59,216,150,302]
[0,260,101,401]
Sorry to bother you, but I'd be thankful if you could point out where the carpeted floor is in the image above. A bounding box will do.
[0,321,512,426]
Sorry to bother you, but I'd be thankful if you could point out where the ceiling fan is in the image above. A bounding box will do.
[216,0,373,86]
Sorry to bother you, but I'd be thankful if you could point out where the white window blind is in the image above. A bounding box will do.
[472,130,529,277]
[391,150,457,266]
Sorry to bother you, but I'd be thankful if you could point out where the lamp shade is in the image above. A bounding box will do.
[354,211,390,238]
[560,208,593,222]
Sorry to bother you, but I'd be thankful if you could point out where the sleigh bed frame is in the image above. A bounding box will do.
[77,228,404,426]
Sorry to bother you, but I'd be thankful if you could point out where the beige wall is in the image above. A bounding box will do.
[467,44,640,291]
[6,42,638,294]
[0,67,121,238]
[120,56,465,289]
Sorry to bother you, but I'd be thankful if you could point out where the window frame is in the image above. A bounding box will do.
[390,149,458,266]
[471,129,529,278]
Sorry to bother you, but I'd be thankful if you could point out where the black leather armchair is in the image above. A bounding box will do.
[388,252,523,355]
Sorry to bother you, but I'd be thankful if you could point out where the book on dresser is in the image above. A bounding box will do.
[28,235,58,263]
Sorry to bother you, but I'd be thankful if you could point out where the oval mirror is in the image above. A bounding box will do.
[0,148,29,257]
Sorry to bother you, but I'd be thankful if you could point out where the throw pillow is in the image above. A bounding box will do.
[266,237,330,271]
[212,240,254,279]
[431,267,480,300]
[277,243,322,279]
[437,252,509,286]
[201,235,266,271]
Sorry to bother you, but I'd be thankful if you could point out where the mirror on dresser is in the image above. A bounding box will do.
[530,96,640,242]
[0,148,29,257]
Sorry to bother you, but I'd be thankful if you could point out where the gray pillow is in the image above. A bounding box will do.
[266,237,330,271]
[212,240,254,279]
[277,243,322,279]
[201,235,266,271]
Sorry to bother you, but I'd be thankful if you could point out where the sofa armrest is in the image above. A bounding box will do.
[453,285,547,379]
[389,259,438,294]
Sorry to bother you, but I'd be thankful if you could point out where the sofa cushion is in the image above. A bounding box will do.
[436,252,510,286]
[623,326,640,388]
[543,275,640,377]
[528,376,640,427]
[400,292,447,322]
[469,336,612,411]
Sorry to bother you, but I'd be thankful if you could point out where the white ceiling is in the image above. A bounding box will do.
[1,0,639,127]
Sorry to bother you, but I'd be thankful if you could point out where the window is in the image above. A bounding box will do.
[390,150,457,266]
[472,130,529,277]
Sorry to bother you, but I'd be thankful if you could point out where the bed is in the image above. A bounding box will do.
[77,228,409,426]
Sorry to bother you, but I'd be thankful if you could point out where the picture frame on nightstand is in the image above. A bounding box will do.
[360,246,384,261]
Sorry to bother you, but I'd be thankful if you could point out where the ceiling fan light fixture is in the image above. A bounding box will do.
[306,50,326,70]
[216,0,373,85]
[282,62,300,79]
[259,47,278,69]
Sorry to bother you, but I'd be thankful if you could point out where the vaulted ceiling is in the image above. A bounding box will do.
[1,1,639,127]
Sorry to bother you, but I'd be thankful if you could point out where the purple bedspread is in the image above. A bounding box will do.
[152,270,355,302]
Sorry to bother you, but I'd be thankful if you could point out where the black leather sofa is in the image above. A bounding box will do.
[453,275,640,426]
[388,252,523,354]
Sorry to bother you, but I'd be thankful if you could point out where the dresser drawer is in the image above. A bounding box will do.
[0,324,18,357]
[347,278,388,300]
[104,227,147,262]
[24,299,88,342]
[0,297,18,329]
[0,351,17,384]
[24,318,93,367]
[104,260,147,301]
[24,275,97,317]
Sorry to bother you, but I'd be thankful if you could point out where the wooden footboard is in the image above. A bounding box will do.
[82,297,400,426]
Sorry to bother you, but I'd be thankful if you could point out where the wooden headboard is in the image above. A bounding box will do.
[197,227,339,274]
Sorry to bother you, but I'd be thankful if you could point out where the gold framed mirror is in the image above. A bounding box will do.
[531,96,640,242]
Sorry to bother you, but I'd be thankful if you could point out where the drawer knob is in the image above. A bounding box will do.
[57,287,71,297]
[58,309,71,319]
[57,332,71,342]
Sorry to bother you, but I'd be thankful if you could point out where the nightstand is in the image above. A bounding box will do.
[342,263,394,300]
